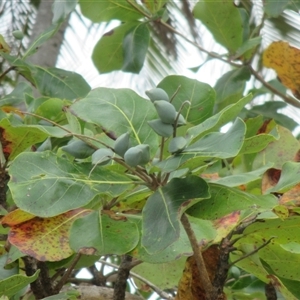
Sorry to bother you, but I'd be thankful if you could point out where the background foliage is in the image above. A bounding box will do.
[1,0,300,299]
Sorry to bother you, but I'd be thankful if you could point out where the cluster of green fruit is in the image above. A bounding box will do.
[60,87,188,168]
[146,88,186,137]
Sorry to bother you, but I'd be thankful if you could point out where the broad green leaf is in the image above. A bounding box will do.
[70,211,139,255]
[3,209,90,261]
[237,217,300,281]
[132,257,186,290]
[214,67,251,112]
[79,0,143,22]
[30,66,91,100]
[267,162,300,193]
[264,0,289,17]
[142,176,210,253]
[210,163,273,187]
[52,0,77,23]
[70,88,158,154]
[158,75,215,125]
[193,0,244,52]
[0,251,18,280]
[253,126,300,169]
[188,183,278,220]
[0,270,39,297]
[0,118,49,160]
[184,118,246,158]
[23,23,61,59]
[0,82,32,106]
[186,94,252,143]
[235,36,262,58]
[239,126,279,155]
[244,101,298,132]
[92,23,137,73]
[122,23,150,73]
[8,152,133,217]
[131,215,216,263]
[35,98,66,122]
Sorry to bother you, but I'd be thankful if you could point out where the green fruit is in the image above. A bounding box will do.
[12,30,24,40]
[168,136,187,153]
[148,119,173,137]
[154,100,177,124]
[124,147,143,167]
[146,88,169,102]
[114,132,130,157]
[176,114,186,126]
[135,144,150,165]
[61,140,95,159]
[92,148,114,166]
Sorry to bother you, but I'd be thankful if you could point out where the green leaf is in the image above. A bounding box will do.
[188,183,278,220]
[0,118,49,160]
[52,0,78,23]
[142,176,210,253]
[131,215,216,263]
[264,0,289,17]
[79,0,143,22]
[193,0,244,52]
[70,211,139,255]
[253,126,300,169]
[0,82,32,106]
[214,67,251,112]
[235,36,262,58]
[23,23,61,59]
[267,162,300,193]
[239,125,279,155]
[158,75,215,126]
[184,118,246,158]
[210,163,273,187]
[0,270,39,297]
[132,257,186,290]
[35,98,66,122]
[92,23,137,74]
[237,217,300,281]
[30,66,91,100]
[70,88,159,154]
[186,94,252,143]
[8,152,133,217]
[122,23,150,73]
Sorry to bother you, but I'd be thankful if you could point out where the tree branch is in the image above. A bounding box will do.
[180,213,214,299]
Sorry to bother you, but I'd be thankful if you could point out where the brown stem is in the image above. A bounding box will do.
[0,66,16,82]
[159,20,242,68]
[181,213,214,299]
[113,255,133,300]
[22,256,54,299]
[248,65,300,109]
[54,253,82,293]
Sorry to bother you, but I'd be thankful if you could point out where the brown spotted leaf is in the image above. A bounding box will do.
[3,208,91,261]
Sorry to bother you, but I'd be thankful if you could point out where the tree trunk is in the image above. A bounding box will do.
[28,0,68,67]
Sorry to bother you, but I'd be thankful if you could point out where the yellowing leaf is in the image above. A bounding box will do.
[263,41,300,98]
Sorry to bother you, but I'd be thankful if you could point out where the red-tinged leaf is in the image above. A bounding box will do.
[0,118,48,160]
[1,209,36,227]
[7,209,91,261]
[280,183,300,207]
[213,211,240,241]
